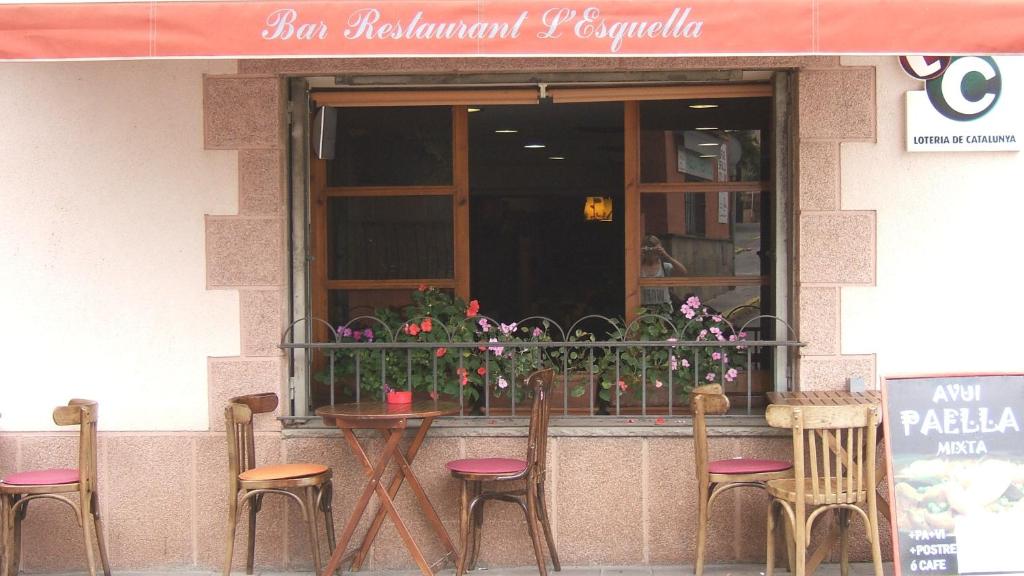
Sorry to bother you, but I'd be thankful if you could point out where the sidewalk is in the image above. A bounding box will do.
[38,563,893,576]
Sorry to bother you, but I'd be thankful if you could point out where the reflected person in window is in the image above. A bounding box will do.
[640,234,688,306]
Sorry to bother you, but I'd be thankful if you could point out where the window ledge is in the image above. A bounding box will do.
[281,414,785,438]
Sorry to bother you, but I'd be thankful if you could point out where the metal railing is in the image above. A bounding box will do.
[281,313,801,421]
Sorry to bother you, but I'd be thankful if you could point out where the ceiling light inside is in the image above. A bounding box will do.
[694,127,718,131]
[689,104,719,109]
[494,129,518,134]
[468,107,481,113]
[524,143,546,149]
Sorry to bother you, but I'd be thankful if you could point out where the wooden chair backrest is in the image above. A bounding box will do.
[765,403,879,506]
[525,369,556,484]
[52,399,99,494]
[690,385,727,485]
[225,393,279,491]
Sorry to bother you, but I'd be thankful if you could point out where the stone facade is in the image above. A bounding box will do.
[0,55,884,572]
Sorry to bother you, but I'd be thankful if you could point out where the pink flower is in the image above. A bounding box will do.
[352,331,362,341]
[488,337,504,356]
[617,380,628,391]
[655,380,664,389]
[710,327,722,335]
[680,359,690,368]
[712,352,722,361]
[670,355,678,370]
[363,328,374,341]
[705,372,716,382]
[698,329,708,340]
[478,318,491,332]
[712,315,723,323]
[725,368,738,382]
[497,376,509,389]
[532,327,543,338]
[339,327,353,338]
[686,296,701,308]
[499,322,517,335]
[429,391,439,400]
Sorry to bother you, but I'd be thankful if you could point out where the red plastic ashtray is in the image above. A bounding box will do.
[386,390,413,404]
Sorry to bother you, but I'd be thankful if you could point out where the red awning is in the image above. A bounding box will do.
[1,0,1023,61]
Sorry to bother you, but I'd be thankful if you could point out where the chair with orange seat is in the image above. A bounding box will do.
[691,384,792,576]
[445,368,559,576]
[223,392,336,576]
[0,399,111,576]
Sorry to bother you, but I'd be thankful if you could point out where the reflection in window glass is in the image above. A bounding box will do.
[328,289,454,328]
[639,98,769,183]
[327,196,453,280]
[640,192,765,278]
[326,106,452,187]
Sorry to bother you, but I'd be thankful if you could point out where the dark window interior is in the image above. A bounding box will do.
[468,102,625,328]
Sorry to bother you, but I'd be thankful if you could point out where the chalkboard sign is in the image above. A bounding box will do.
[883,374,1024,576]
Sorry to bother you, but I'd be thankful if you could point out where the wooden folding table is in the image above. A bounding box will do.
[315,400,460,576]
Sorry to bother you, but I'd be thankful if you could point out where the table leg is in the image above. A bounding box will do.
[351,417,456,571]
[320,427,404,576]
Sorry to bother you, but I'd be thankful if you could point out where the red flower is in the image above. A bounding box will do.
[429,391,439,400]
[405,323,420,336]
[466,299,480,318]
[435,347,447,358]
[617,380,628,391]
[420,318,433,333]
[418,284,428,292]
[457,367,469,386]
[477,366,487,376]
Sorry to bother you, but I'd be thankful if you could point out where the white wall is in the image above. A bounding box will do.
[0,60,240,431]
[840,56,1024,384]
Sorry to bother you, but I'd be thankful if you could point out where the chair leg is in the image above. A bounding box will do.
[794,509,807,576]
[455,481,472,576]
[304,486,323,575]
[535,480,560,571]
[525,483,548,576]
[867,497,884,576]
[765,499,776,576]
[3,496,25,576]
[80,493,99,576]
[245,494,260,575]
[694,484,709,576]
[223,495,239,576]
[90,493,111,576]
[838,508,850,576]
[320,482,337,574]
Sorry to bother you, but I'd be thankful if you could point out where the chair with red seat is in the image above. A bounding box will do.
[445,368,559,576]
[0,399,111,576]
[223,392,336,576]
[691,385,792,576]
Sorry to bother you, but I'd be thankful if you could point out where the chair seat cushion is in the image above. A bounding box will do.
[446,458,528,475]
[2,468,79,486]
[239,463,328,481]
[708,458,792,475]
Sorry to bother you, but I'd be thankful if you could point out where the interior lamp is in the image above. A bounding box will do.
[583,196,613,222]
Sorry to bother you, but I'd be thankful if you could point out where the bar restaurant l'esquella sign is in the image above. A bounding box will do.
[903,56,1023,152]
[883,374,1024,576]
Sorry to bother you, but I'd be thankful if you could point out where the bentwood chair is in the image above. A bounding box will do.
[445,368,559,576]
[224,393,336,576]
[764,404,884,576]
[692,385,792,576]
[0,399,111,576]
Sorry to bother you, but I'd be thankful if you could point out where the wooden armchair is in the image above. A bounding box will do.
[764,403,884,576]
[445,368,560,576]
[0,399,110,576]
[223,393,336,575]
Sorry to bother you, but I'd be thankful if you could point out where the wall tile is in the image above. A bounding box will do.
[799,211,875,285]
[204,76,281,150]
[557,438,643,565]
[104,436,193,568]
[239,149,285,215]
[206,217,285,288]
[798,286,840,356]
[208,358,285,432]
[799,141,841,211]
[798,354,876,391]
[240,290,286,357]
[799,68,875,140]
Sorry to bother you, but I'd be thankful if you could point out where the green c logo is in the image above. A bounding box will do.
[926,56,1001,121]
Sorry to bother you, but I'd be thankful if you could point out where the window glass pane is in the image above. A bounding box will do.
[639,98,769,183]
[328,289,454,329]
[327,196,453,280]
[640,191,765,281]
[326,106,452,187]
